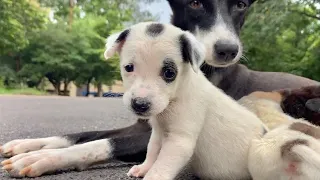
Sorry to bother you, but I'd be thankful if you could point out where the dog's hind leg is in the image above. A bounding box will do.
[0,119,151,158]
[1,131,151,178]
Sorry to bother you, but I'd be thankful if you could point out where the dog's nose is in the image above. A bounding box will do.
[214,40,239,62]
[131,97,151,113]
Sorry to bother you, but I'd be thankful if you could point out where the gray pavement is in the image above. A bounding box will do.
[0,96,196,180]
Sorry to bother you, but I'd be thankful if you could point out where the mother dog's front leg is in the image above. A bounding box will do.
[144,135,196,180]
[1,131,150,178]
[1,139,111,177]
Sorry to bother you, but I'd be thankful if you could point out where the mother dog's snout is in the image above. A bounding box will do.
[131,97,151,113]
[214,40,239,62]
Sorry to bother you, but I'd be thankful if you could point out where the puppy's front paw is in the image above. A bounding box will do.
[0,137,71,157]
[127,164,151,178]
[1,148,74,177]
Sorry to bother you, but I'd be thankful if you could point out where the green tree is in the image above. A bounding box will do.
[1,0,157,95]
[241,0,320,81]
[0,0,47,87]
[19,23,88,94]
[0,0,47,55]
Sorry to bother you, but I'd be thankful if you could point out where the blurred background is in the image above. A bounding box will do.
[0,0,319,97]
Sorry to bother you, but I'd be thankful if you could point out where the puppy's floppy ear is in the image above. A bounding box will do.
[104,29,130,60]
[179,31,206,73]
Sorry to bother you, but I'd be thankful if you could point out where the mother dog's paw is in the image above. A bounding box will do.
[0,137,71,157]
[1,148,73,177]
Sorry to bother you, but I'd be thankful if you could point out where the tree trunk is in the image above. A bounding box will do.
[63,80,69,96]
[68,0,74,31]
[86,78,91,96]
[97,82,103,97]
[53,82,61,95]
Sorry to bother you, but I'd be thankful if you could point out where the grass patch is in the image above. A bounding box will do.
[0,87,48,95]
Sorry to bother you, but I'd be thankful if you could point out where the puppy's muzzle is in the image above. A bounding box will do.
[131,97,151,115]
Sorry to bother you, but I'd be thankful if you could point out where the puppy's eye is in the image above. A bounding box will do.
[236,1,247,10]
[189,0,203,9]
[124,64,134,72]
[162,67,177,82]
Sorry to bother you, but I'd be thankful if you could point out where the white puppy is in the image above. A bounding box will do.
[105,22,266,180]
[239,92,320,180]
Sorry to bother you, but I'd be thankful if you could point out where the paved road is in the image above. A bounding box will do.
[0,96,196,180]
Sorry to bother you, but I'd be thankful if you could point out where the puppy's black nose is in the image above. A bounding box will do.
[214,40,239,62]
[131,97,151,113]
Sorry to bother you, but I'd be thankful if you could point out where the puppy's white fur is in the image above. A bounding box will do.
[105,22,266,180]
[238,93,293,130]
[239,93,320,180]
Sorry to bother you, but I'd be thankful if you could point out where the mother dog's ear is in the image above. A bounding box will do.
[179,32,206,73]
[104,29,130,60]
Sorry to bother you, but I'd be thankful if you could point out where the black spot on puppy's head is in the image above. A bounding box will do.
[116,29,130,43]
[146,23,164,37]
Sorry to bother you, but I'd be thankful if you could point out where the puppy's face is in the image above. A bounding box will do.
[104,22,205,118]
[167,0,256,67]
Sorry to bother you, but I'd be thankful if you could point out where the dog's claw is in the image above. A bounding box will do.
[1,159,12,166]
[2,164,13,171]
[19,167,32,176]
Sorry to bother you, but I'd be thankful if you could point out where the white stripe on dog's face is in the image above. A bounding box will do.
[193,4,242,67]
[168,0,253,67]
[194,13,242,67]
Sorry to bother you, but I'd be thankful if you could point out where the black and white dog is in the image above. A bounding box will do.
[1,0,319,178]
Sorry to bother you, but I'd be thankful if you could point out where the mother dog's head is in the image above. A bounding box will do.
[167,0,256,67]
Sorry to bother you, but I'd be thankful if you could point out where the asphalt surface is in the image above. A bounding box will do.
[0,96,196,180]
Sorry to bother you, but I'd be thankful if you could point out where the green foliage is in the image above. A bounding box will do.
[0,65,19,88]
[5,0,318,96]
[241,0,320,81]
[19,23,83,89]
[0,0,156,94]
[0,0,47,55]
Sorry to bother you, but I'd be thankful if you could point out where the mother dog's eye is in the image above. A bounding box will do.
[189,0,203,9]
[124,64,134,72]
[162,67,177,82]
[236,1,247,10]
